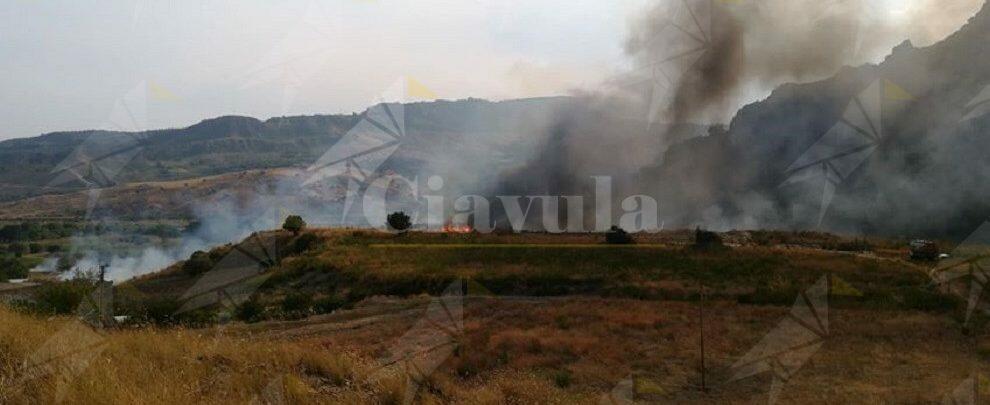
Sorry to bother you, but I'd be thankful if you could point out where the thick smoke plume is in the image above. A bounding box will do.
[485,0,986,234]
[44,1,990,281]
[624,0,983,124]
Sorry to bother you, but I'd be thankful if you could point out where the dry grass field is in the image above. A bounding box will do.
[2,229,988,404]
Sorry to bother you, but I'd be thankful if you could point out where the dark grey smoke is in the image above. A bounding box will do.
[624,0,983,124]
[484,0,988,236]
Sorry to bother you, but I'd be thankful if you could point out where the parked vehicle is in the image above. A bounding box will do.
[910,240,940,261]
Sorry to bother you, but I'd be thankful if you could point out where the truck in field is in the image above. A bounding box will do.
[909,239,940,261]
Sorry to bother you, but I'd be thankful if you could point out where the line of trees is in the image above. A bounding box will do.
[0,222,78,242]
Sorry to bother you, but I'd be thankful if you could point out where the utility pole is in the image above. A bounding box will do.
[95,263,113,327]
[699,281,707,393]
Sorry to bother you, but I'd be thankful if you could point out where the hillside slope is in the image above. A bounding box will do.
[651,1,990,239]
[0,97,571,202]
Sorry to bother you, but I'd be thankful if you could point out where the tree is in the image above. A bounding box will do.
[282,215,306,236]
[387,211,412,233]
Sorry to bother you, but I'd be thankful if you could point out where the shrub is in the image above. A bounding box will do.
[0,255,29,281]
[182,251,214,276]
[287,233,319,256]
[235,298,265,323]
[282,215,306,236]
[314,295,345,314]
[298,352,355,385]
[692,227,726,251]
[28,243,43,254]
[829,238,873,252]
[45,244,62,253]
[605,226,633,244]
[126,296,183,325]
[387,211,412,233]
[56,254,75,272]
[281,292,313,313]
[901,288,960,312]
[737,286,799,306]
[29,280,94,315]
[8,243,27,257]
[553,370,573,388]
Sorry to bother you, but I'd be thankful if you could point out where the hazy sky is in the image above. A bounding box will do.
[0,0,652,139]
[0,0,981,140]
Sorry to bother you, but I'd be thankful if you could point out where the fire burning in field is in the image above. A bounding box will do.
[442,223,473,234]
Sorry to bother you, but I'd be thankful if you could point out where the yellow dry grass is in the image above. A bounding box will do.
[0,307,365,404]
[0,305,584,404]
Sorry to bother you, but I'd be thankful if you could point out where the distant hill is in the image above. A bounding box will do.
[0,97,573,202]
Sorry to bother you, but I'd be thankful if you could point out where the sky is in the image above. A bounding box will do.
[0,0,981,140]
[0,0,651,140]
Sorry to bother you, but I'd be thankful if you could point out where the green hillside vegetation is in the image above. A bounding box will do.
[113,229,958,326]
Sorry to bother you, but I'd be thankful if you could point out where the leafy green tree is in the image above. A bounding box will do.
[282,215,306,236]
[387,211,412,233]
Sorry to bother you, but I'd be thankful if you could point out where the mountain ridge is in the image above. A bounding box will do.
[0,96,574,202]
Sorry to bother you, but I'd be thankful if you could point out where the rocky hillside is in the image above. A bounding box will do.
[0,97,571,202]
[651,0,990,239]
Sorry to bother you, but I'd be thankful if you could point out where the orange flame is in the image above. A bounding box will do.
[442,223,473,233]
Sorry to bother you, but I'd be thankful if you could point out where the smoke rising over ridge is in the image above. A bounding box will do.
[623,0,984,124]
[38,0,990,281]
[486,0,990,236]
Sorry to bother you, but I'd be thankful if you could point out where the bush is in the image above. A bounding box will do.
[56,255,76,272]
[738,286,799,306]
[692,227,727,251]
[235,298,265,323]
[281,292,313,313]
[605,226,633,244]
[901,288,960,312]
[0,255,29,281]
[30,280,94,315]
[182,251,214,276]
[282,215,306,236]
[8,243,27,257]
[45,244,62,253]
[314,295,345,314]
[287,233,320,256]
[387,211,412,233]
[553,370,573,388]
[828,238,873,252]
[133,296,183,325]
[28,243,43,254]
